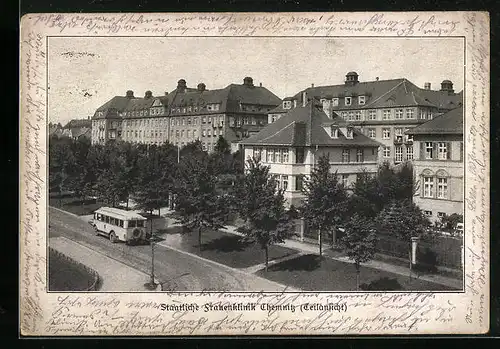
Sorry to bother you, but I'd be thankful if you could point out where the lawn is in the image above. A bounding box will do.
[49,195,103,216]
[48,249,99,291]
[158,226,298,269]
[256,254,457,291]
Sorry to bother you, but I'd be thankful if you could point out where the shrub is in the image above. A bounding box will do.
[360,277,402,291]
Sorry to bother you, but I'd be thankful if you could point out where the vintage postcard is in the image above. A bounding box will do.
[20,12,490,335]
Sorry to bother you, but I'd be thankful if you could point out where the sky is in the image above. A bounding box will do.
[48,37,464,125]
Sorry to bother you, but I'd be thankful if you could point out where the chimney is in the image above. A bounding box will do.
[311,83,315,88]
[440,80,454,94]
[424,82,431,90]
[302,92,307,107]
[243,77,254,87]
[165,91,169,96]
[145,90,152,99]
[126,90,134,98]
[259,82,262,87]
[177,79,187,92]
[197,83,206,92]
[376,77,379,81]
[345,71,359,86]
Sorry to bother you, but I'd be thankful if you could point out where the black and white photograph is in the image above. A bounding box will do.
[47,36,465,293]
[20,12,489,336]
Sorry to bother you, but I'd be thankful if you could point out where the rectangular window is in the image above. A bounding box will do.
[424,210,433,218]
[368,128,376,138]
[395,146,403,162]
[137,220,144,228]
[425,142,434,159]
[383,109,391,120]
[382,128,391,139]
[406,108,415,119]
[345,97,352,106]
[423,176,434,198]
[358,96,366,105]
[383,146,391,158]
[437,212,446,219]
[438,142,447,160]
[341,175,349,188]
[437,177,448,198]
[281,175,288,191]
[356,149,364,162]
[295,175,303,191]
[207,129,211,137]
[395,109,404,119]
[332,98,339,106]
[342,149,350,163]
[202,130,206,137]
[296,148,305,163]
[355,111,362,120]
[267,149,275,163]
[282,149,289,163]
[348,111,355,121]
[341,111,348,120]
[275,148,281,163]
[369,110,377,120]
[128,220,136,228]
[406,145,414,160]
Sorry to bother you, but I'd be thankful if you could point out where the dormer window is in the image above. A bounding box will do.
[332,98,339,106]
[346,127,354,139]
[345,97,352,106]
[330,126,339,138]
[283,101,292,109]
[358,96,366,105]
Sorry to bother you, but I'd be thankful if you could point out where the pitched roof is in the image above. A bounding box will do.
[240,102,382,147]
[293,78,462,110]
[406,107,463,135]
[63,119,92,129]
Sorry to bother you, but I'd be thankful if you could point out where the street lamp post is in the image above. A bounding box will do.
[410,236,420,281]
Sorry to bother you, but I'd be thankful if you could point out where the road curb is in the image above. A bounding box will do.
[50,205,81,218]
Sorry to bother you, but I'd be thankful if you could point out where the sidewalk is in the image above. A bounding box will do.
[49,236,160,292]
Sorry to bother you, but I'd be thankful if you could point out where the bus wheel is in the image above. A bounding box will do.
[95,227,100,236]
[109,231,117,243]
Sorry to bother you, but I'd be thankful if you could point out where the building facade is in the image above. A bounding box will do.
[267,72,463,165]
[406,107,464,223]
[91,77,282,150]
[240,102,381,241]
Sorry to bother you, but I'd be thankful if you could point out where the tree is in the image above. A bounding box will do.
[300,155,349,257]
[236,158,294,271]
[376,199,431,278]
[49,140,76,205]
[174,152,228,253]
[340,213,378,290]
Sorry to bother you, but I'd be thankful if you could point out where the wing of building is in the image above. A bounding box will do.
[268,71,463,165]
[240,101,382,208]
[406,107,464,223]
[91,77,282,151]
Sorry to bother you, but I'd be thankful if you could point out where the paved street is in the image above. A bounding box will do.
[49,207,293,292]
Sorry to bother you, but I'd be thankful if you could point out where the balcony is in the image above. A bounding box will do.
[394,135,403,145]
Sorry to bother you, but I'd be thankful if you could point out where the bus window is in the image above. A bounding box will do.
[119,220,124,227]
[137,220,144,228]
[96,213,102,221]
[112,218,117,226]
[105,216,110,223]
[129,220,136,228]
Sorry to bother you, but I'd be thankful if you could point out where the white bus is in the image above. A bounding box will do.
[89,207,150,245]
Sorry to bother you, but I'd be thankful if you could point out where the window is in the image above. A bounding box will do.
[438,142,448,160]
[345,97,352,106]
[382,128,391,139]
[356,149,364,162]
[105,216,110,223]
[332,98,339,106]
[369,110,377,120]
[296,148,305,163]
[348,111,355,121]
[423,176,434,197]
[283,101,292,109]
[383,109,391,120]
[406,145,414,160]
[342,149,350,163]
[275,148,281,163]
[406,108,414,119]
[331,127,339,138]
[341,111,348,120]
[424,210,433,218]
[295,175,303,191]
[137,220,144,228]
[282,149,289,163]
[358,96,366,105]
[207,129,211,137]
[355,111,362,120]
[128,220,136,228]
[202,116,206,124]
[437,212,446,219]
[281,175,288,191]
[119,220,124,228]
[346,127,353,139]
[267,149,275,163]
[341,175,349,187]
[395,146,403,162]
[383,146,391,158]
[202,130,206,137]
[395,109,404,119]
[425,142,434,159]
[253,147,263,160]
[437,177,448,198]
[367,128,376,138]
